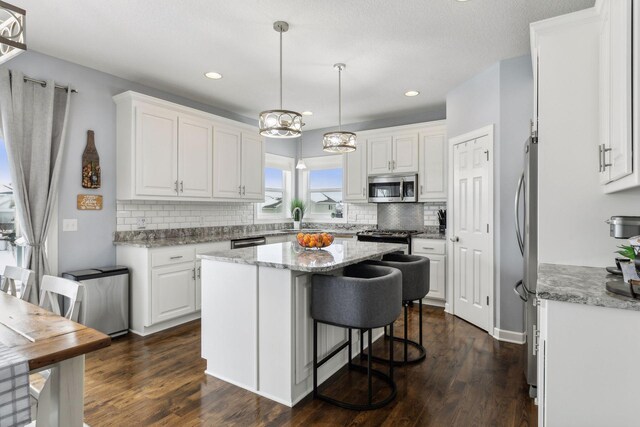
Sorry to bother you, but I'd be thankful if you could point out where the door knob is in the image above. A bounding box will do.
[450,236,459,242]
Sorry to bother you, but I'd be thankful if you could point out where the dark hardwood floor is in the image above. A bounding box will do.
[83,306,537,426]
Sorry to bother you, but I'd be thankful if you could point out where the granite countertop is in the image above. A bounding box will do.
[537,263,640,312]
[413,233,446,240]
[113,229,360,248]
[197,240,405,272]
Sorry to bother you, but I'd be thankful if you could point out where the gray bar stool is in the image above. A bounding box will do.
[366,253,430,365]
[311,263,402,411]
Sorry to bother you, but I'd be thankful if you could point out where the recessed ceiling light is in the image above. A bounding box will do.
[302,111,313,116]
[204,72,223,80]
[405,90,420,97]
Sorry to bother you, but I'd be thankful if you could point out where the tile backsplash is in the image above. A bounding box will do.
[115,200,447,232]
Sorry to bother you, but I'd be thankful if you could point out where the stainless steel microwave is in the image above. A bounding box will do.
[367,174,418,203]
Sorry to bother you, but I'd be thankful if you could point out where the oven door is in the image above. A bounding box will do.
[367,174,418,203]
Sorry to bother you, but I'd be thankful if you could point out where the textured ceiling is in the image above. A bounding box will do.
[16,0,594,129]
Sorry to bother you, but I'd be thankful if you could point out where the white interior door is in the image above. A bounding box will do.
[452,134,492,331]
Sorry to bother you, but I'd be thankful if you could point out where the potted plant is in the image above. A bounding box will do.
[290,199,306,230]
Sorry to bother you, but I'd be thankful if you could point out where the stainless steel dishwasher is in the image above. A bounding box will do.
[231,236,266,249]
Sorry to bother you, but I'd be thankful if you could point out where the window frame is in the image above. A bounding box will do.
[255,153,295,223]
[299,155,347,223]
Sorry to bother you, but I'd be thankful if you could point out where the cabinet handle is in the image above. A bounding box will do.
[180,181,184,193]
[169,255,183,259]
[598,145,602,172]
[242,185,246,195]
[362,187,365,197]
[388,161,391,171]
[422,247,435,250]
[420,184,423,194]
[238,185,242,195]
[197,266,201,279]
[192,268,196,280]
[603,146,612,169]
[392,160,396,170]
[174,180,179,194]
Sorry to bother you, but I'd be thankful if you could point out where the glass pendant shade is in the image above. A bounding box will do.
[322,131,357,153]
[295,158,307,169]
[259,21,302,138]
[322,63,356,153]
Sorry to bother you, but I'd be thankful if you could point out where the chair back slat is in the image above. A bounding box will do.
[0,266,35,301]
[39,275,83,321]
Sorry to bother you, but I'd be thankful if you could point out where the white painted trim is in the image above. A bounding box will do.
[255,153,295,222]
[128,312,201,336]
[492,327,526,345]
[422,297,445,308]
[446,124,495,335]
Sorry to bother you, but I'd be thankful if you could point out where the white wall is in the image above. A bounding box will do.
[536,16,640,268]
[5,51,296,273]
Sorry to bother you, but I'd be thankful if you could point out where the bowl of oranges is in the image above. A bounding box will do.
[296,232,335,250]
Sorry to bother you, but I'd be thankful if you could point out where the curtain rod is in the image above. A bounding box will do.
[23,76,78,93]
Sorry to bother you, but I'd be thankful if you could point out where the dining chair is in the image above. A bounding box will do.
[30,275,84,427]
[0,265,35,302]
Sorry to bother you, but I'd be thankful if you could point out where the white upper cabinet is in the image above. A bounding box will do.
[343,142,368,202]
[599,0,639,192]
[212,128,265,201]
[134,104,179,197]
[179,114,214,198]
[367,133,418,175]
[419,125,447,201]
[114,91,264,201]
[213,127,242,199]
[368,136,393,174]
[392,134,419,173]
[240,133,265,200]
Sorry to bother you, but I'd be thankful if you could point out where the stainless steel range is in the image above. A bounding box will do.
[356,229,418,254]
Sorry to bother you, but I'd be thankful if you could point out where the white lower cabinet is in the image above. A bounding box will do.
[536,298,640,426]
[116,240,229,336]
[412,238,446,305]
[151,262,196,324]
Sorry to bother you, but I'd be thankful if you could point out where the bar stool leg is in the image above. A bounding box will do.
[404,302,409,363]
[348,328,353,368]
[389,322,394,380]
[419,298,423,348]
[360,328,365,360]
[367,329,372,405]
[313,320,318,398]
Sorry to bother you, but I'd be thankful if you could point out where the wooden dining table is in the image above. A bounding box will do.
[0,292,111,427]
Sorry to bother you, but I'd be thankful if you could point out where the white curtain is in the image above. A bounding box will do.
[0,68,71,303]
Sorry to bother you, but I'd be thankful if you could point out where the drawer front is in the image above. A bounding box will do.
[196,241,230,254]
[151,246,196,267]
[412,239,446,255]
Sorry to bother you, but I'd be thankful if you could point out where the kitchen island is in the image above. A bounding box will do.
[198,240,404,406]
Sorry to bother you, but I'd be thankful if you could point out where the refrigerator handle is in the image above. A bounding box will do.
[515,172,525,256]
[514,280,528,302]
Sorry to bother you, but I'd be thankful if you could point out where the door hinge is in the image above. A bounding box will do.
[486,296,490,306]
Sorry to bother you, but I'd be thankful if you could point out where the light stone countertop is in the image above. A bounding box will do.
[197,240,406,273]
[413,233,446,240]
[112,229,360,248]
[537,263,640,311]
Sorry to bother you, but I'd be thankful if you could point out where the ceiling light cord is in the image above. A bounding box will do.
[338,67,342,131]
[279,28,283,110]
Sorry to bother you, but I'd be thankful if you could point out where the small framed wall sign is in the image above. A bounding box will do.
[77,194,103,210]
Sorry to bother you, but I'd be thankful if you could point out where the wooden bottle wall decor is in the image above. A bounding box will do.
[82,130,101,188]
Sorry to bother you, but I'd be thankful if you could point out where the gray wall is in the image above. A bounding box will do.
[446,55,532,334]
[299,107,446,158]
[5,51,296,274]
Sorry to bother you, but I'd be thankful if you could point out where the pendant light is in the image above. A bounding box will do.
[296,133,307,169]
[322,63,356,153]
[259,21,303,138]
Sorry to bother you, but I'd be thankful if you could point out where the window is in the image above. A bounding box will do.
[301,155,346,222]
[0,138,18,267]
[255,153,294,221]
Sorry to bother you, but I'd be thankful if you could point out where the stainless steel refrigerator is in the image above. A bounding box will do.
[514,135,538,397]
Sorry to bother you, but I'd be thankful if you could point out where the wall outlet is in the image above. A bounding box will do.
[136,217,146,229]
[62,219,78,232]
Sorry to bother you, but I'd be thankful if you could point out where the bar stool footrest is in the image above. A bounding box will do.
[363,335,426,366]
[315,363,397,411]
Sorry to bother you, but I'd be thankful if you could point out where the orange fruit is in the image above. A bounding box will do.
[297,233,304,239]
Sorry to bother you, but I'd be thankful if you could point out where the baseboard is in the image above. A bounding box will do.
[444,302,452,314]
[129,312,201,337]
[422,297,445,308]
[493,327,526,344]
